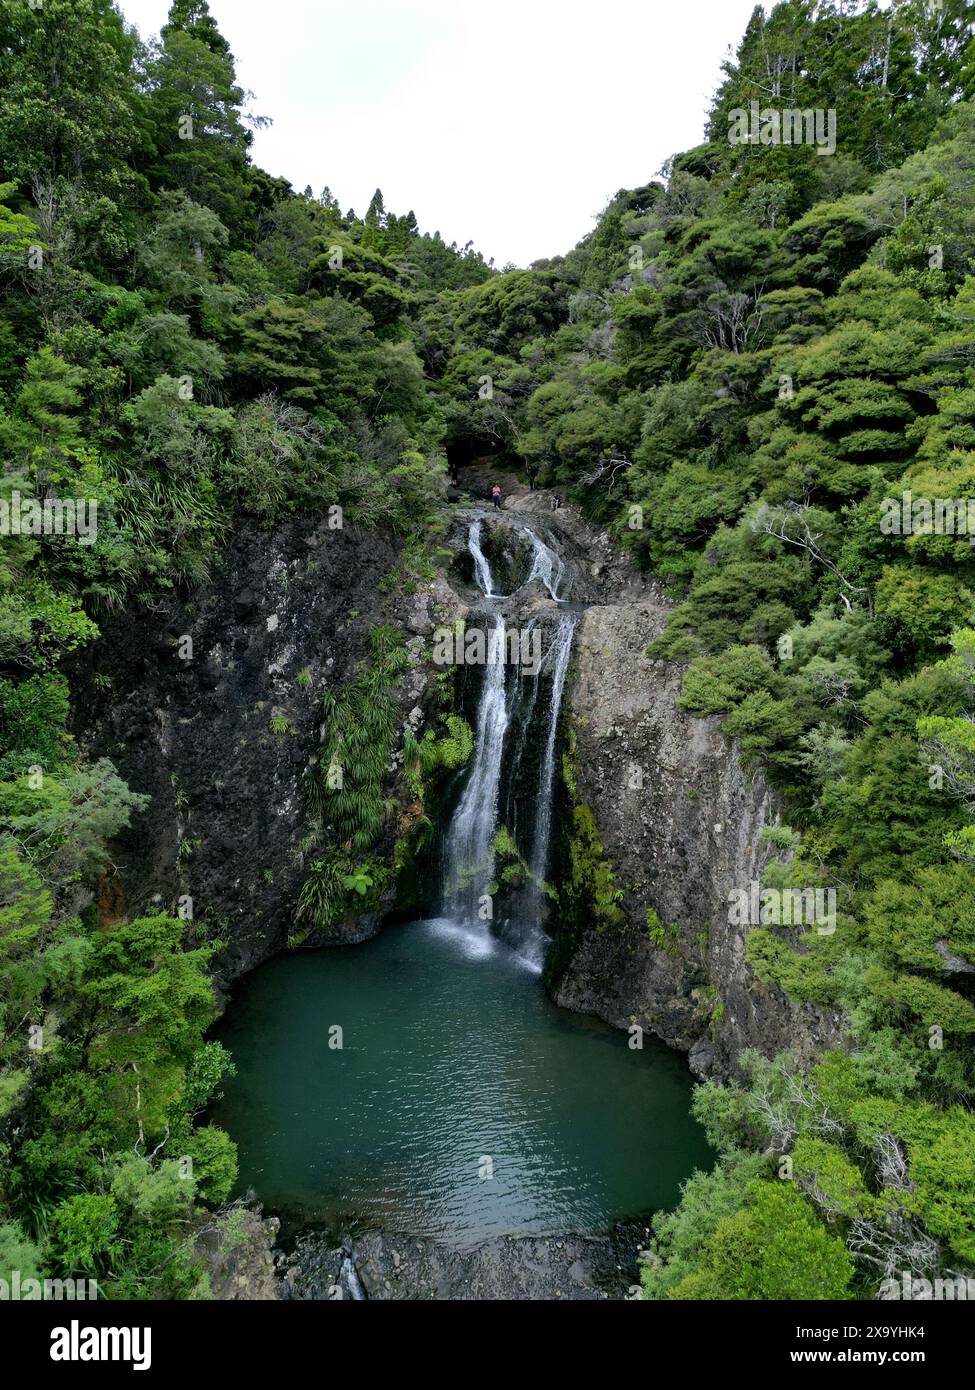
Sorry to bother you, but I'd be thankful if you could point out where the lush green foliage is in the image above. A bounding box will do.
[4,0,974,1300]
[415,0,975,1299]
[0,0,492,1297]
[295,626,411,942]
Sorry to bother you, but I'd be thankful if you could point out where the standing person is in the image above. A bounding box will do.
[491,483,502,510]
[526,462,538,491]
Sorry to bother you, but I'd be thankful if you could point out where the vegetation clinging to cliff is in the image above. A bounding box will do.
[0,0,489,1296]
[420,0,975,1297]
[2,0,975,1300]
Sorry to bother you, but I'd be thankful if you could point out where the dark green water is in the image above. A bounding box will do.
[211,916,712,1246]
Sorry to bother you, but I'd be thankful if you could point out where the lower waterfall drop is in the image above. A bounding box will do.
[442,610,509,925]
[440,515,578,971]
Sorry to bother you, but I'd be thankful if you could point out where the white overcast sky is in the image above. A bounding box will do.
[118,0,769,267]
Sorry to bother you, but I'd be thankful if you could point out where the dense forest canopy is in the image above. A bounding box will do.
[1,0,975,1300]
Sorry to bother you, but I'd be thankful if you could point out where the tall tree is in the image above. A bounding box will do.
[142,0,263,238]
[0,0,141,193]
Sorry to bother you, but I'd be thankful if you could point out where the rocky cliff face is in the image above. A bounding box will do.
[74,516,459,986]
[195,1209,282,1301]
[77,481,837,1081]
[554,586,840,1079]
[496,482,841,1082]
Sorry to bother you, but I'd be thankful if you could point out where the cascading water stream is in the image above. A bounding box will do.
[524,526,567,602]
[501,610,577,971]
[442,610,509,920]
[530,612,577,895]
[468,518,496,597]
[441,516,577,971]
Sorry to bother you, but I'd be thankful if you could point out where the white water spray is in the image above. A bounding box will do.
[442,609,509,919]
[468,519,496,597]
[530,612,577,891]
[442,516,576,971]
[524,527,567,601]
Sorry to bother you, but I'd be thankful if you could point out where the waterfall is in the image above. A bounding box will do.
[440,514,576,972]
[339,1249,366,1301]
[502,619,541,851]
[442,611,509,918]
[530,612,577,893]
[441,524,509,920]
[468,519,496,597]
[524,527,567,602]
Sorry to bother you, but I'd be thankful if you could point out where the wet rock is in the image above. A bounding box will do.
[198,655,222,690]
[688,1037,715,1078]
[234,589,259,620]
[71,516,461,986]
[195,1208,280,1301]
[490,494,844,1081]
[281,1228,639,1301]
[554,585,839,1077]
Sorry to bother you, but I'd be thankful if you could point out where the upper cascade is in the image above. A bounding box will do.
[468,519,496,598]
[524,527,568,602]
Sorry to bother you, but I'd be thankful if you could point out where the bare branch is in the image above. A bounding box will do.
[753,501,874,617]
